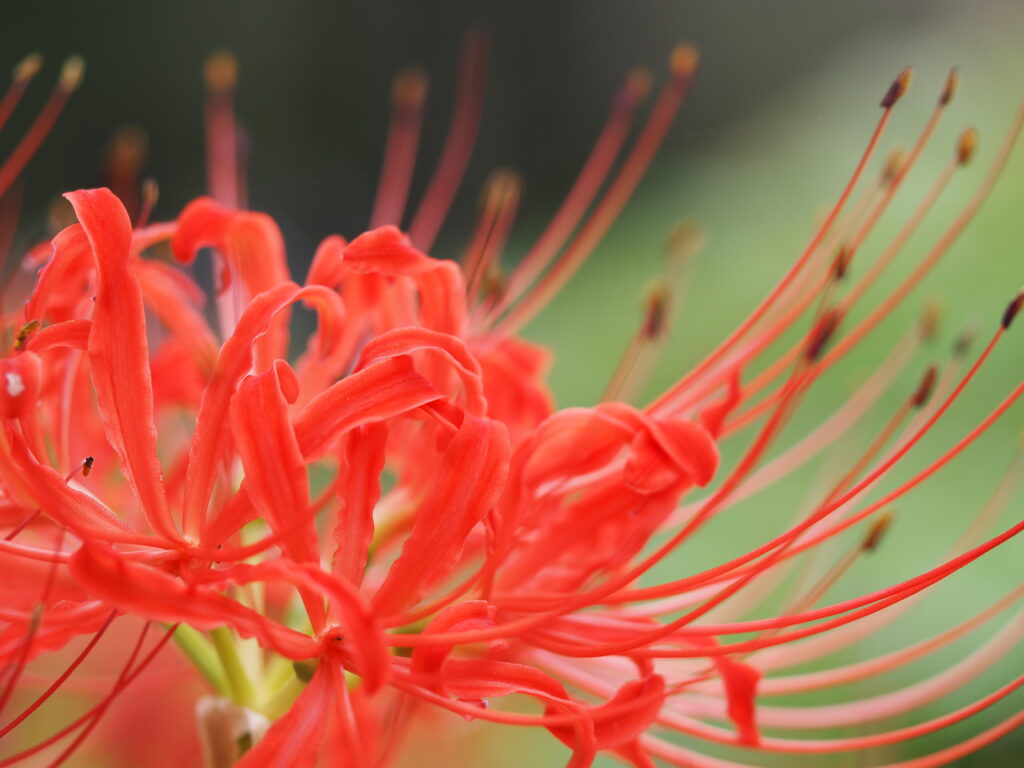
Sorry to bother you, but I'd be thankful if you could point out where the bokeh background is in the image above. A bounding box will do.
[2,0,1023,765]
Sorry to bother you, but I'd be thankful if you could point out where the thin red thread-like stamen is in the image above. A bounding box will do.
[407,28,490,252]
[0,611,116,739]
[0,623,172,767]
[757,595,1023,696]
[370,69,428,229]
[0,55,43,132]
[488,69,651,319]
[385,366,816,649]
[616,328,1005,606]
[135,178,158,229]
[497,47,698,335]
[0,58,83,198]
[670,144,958,421]
[386,317,1014,650]
[720,324,919,498]
[0,521,67,718]
[648,88,900,416]
[204,52,240,209]
[712,148,962,419]
[462,170,521,303]
[391,673,669,730]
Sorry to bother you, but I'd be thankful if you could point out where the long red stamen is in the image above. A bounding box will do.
[407,27,490,252]
[370,69,428,228]
[0,54,42,132]
[0,623,172,767]
[0,611,116,739]
[620,322,1008,606]
[0,57,83,198]
[649,68,911,416]
[490,68,651,319]
[462,169,521,303]
[498,45,699,335]
[204,51,241,208]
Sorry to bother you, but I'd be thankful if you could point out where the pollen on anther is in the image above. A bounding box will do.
[957,128,979,165]
[862,512,894,552]
[1001,290,1024,329]
[58,56,85,92]
[911,365,938,408]
[880,67,913,108]
[669,44,699,79]
[919,300,942,342]
[624,68,652,106]
[204,51,238,92]
[393,69,428,110]
[13,52,43,82]
[939,67,960,106]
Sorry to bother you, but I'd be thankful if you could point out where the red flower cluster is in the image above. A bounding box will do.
[1,37,1023,768]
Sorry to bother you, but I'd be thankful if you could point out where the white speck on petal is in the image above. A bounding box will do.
[5,372,25,397]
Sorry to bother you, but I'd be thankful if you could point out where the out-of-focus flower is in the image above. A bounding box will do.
[0,33,1023,768]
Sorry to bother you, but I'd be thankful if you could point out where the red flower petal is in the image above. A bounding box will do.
[356,326,488,416]
[331,423,387,586]
[231,364,325,628]
[0,421,145,543]
[341,226,434,275]
[24,319,91,353]
[24,223,91,322]
[236,663,333,768]
[69,544,320,660]
[522,408,634,493]
[65,188,179,543]
[410,601,496,694]
[372,416,510,617]
[183,282,338,540]
[293,356,444,462]
[0,352,41,419]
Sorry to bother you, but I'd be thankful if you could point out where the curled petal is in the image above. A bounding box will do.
[305,234,347,288]
[372,416,510,617]
[522,408,634,492]
[183,282,337,540]
[357,326,488,416]
[236,663,333,768]
[294,356,443,462]
[171,197,292,365]
[410,601,497,694]
[69,544,319,659]
[342,226,435,275]
[332,423,387,586]
[341,227,466,334]
[231,365,316,565]
[624,419,719,493]
[698,367,742,437]
[172,197,289,294]
[24,319,90,353]
[0,423,143,542]
[24,223,91,322]
[65,188,178,543]
[550,675,666,751]
[230,363,325,630]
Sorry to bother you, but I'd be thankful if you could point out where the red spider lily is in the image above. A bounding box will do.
[0,33,1023,768]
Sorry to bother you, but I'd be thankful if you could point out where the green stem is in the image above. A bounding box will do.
[210,627,256,708]
[173,625,229,695]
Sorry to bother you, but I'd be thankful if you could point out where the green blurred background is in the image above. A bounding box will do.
[2,0,1022,765]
